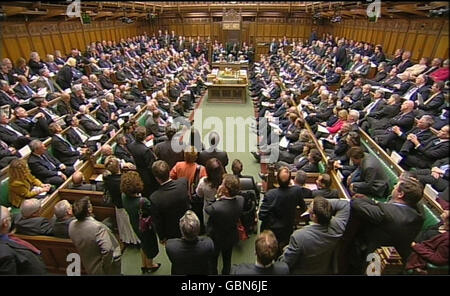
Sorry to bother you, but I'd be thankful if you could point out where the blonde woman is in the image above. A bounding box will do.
[8,159,51,208]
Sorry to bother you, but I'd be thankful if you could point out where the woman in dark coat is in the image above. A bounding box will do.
[121,171,160,274]
[103,157,139,245]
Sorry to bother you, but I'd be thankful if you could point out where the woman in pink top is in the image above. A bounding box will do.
[430,59,449,82]
[327,109,348,134]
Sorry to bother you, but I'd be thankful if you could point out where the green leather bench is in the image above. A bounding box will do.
[0,177,21,215]
[137,113,147,127]
[361,139,398,203]
[318,161,326,174]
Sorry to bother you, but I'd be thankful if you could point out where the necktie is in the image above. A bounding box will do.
[424,92,439,105]
[59,135,75,151]
[41,154,56,170]
[75,127,88,143]
[25,85,34,96]
[87,114,102,126]
[2,90,19,103]
[8,234,41,255]
[5,125,23,136]
[405,87,418,101]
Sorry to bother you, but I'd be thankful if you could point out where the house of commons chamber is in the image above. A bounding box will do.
[0,1,449,277]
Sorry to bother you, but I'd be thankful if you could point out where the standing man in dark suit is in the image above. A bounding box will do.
[293,170,313,199]
[335,40,348,69]
[56,57,76,90]
[280,197,350,274]
[197,131,229,171]
[350,176,424,269]
[165,210,214,275]
[269,38,278,55]
[259,167,307,250]
[347,147,389,199]
[128,126,159,197]
[205,174,244,275]
[28,139,74,186]
[0,206,47,275]
[232,230,289,275]
[154,126,184,169]
[150,160,191,243]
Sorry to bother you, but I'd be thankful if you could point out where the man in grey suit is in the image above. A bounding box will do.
[69,196,121,275]
[279,197,350,274]
[347,147,389,199]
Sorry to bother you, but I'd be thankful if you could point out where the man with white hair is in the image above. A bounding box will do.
[70,84,92,112]
[53,200,75,239]
[14,198,55,236]
[78,104,113,137]
[0,205,47,274]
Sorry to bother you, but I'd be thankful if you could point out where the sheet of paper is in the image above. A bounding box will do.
[144,139,154,148]
[317,125,330,134]
[18,145,31,157]
[424,184,438,200]
[119,112,131,118]
[117,118,124,126]
[279,136,289,149]
[88,135,103,141]
[261,101,271,107]
[390,151,403,164]
[95,174,103,182]
[73,159,83,170]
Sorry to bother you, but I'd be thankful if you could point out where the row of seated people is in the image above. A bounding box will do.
[0,31,213,173]
[248,44,448,274]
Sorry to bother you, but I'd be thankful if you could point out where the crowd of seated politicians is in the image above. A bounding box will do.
[248,34,448,274]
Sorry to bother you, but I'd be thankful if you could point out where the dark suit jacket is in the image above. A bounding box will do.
[154,139,184,169]
[56,65,73,90]
[197,149,229,170]
[165,237,215,275]
[53,217,76,239]
[114,144,135,164]
[13,84,35,100]
[406,138,450,169]
[14,215,56,236]
[0,124,28,145]
[259,186,307,242]
[51,135,80,166]
[418,92,444,116]
[28,152,62,181]
[99,75,114,89]
[232,262,290,275]
[351,196,424,260]
[205,195,244,249]
[14,118,35,134]
[149,178,191,241]
[0,236,47,275]
[66,127,86,147]
[352,153,389,198]
[312,188,339,199]
[79,114,103,136]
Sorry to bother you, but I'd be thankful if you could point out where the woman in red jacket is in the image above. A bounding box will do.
[405,210,449,274]
[327,109,348,134]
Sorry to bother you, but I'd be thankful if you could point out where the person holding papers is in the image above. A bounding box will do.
[8,159,51,208]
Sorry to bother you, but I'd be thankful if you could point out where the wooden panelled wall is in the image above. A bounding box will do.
[0,20,148,64]
[328,18,449,61]
[150,18,315,45]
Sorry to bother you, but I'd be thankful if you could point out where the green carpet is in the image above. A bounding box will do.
[122,91,260,275]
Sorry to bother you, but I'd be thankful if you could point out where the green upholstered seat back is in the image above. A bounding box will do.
[0,177,10,207]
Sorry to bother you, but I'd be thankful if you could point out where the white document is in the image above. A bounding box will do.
[144,139,154,148]
[64,88,72,94]
[135,105,141,112]
[336,170,344,182]
[300,100,309,106]
[18,145,31,157]
[279,136,289,149]
[424,184,438,200]
[95,174,103,182]
[261,101,271,107]
[119,112,131,118]
[118,118,125,126]
[88,135,103,141]
[37,88,48,97]
[73,159,83,170]
[317,125,330,134]
[390,151,403,164]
